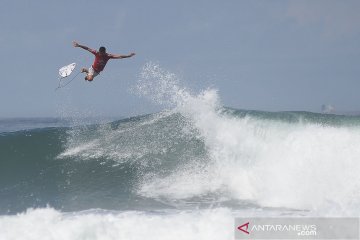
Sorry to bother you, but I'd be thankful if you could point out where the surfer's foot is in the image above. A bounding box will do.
[81,68,88,73]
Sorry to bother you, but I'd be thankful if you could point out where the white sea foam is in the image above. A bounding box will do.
[0,207,234,240]
[137,63,360,215]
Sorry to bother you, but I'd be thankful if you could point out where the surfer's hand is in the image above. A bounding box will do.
[72,41,79,47]
[130,53,136,57]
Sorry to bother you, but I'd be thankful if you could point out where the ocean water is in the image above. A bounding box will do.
[1,63,360,240]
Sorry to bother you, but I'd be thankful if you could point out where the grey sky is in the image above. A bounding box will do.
[1,0,359,117]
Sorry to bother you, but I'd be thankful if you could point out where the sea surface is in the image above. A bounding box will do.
[1,63,359,240]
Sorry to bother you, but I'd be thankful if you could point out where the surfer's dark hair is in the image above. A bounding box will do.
[99,46,106,53]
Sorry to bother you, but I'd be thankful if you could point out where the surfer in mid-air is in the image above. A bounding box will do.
[73,41,135,81]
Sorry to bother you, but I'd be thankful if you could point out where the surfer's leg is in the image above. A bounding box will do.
[85,66,99,81]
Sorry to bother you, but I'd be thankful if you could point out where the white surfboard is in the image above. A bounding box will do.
[56,63,79,90]
[59,63,76,78]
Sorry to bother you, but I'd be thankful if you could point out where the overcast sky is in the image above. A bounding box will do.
[1,0,360,118]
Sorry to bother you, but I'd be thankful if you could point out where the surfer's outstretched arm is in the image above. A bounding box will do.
[72,41,96,54]
[109,53,136,59]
